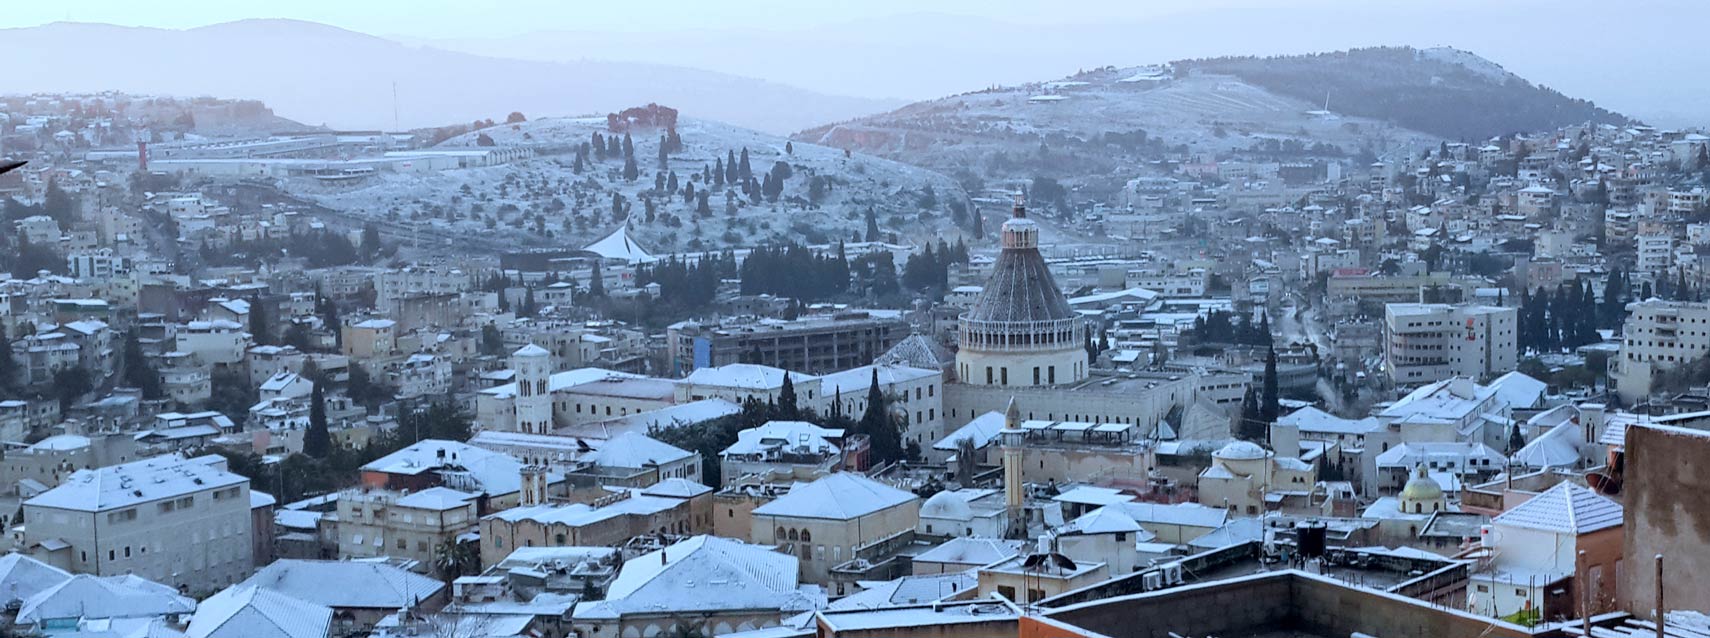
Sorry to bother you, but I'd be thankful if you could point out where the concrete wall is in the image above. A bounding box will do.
[1620,424,1710,615]
[1043,571,1533,638]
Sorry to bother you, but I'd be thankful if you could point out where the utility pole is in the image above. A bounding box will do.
[1656,553,1665,638]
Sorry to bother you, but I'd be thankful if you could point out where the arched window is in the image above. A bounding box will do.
[776,526,786,541]
[800,529,812,543]
[788,529,799,541]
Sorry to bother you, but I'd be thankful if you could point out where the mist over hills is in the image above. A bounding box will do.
[416,3,1709,129]
[0,19,901,134]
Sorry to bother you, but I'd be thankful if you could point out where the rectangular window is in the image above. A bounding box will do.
[986,367,993,384]
[1049,366,1056,384]
[1033,367,1040,385]
[1001,368,1009,385]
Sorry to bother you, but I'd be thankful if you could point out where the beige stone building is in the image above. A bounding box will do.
[22,454,254,591]
[336,486,478,567]
[748,472,919,593]
[479,479,713,568]
[1196,440,1316,516]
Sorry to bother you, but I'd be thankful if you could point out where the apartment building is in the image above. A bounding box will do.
[336,486,478,566]
[666,311,910,375]
[1382,303,1518,386]
[1611,299,1710,402]
[22,454,254,590]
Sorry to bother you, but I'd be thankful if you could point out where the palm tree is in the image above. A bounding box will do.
[432,539,477,582]
[955,437,979,485]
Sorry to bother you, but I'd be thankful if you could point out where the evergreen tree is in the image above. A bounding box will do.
[785,141,794,155]
[623,153,638,182]
[864,207,880,242]
[572,150,586,174]
[738,147,752,183]
[859,369,902,465]
[726,150,739,184]
[303,380,331,459]
[1260,347,1280,428]
[248,301,271,346]
[122,331,163,399]
[1258,312,1273,347]
[0,324,17,395]
[970,207,984,238]
[520,286,537,317]
[1235,387,1264,442]
[588,261,607,298]
[779,373,799,420]
[591,132,606,159]
[713,158,725,187]
[657,135,669,169]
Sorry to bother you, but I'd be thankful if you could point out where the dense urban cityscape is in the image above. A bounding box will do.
[0,3,1705,638]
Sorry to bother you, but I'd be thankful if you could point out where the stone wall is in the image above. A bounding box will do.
[1619,423,1710,615]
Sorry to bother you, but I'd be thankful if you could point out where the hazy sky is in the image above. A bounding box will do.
[6,0,1708,127]
[21,0,1160,35]
[6,0,1426,37]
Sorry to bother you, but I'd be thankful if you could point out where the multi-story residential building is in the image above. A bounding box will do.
[336,486,478,566]
[174,319,249,367]
[1124,267,1210,297]
[480,478,713,566]
[387,353,452,399]
[1382,303,1518,386]
[159,353,213,405]
[66,249,132,280]
[22,454,254,590]
[1668,187,1707,216]
[1611,299,1710,402]
[341,318,396,359]
[1636,233,1675,273]
[666,311,910,375]
[246,345,308,387]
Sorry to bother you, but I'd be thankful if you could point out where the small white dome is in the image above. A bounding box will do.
[1214,440,1269,461]
[921,490,973,521]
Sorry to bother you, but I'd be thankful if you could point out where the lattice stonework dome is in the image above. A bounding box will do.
[956,200,1087,387]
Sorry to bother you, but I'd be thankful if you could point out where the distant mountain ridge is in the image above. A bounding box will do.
[1174,46,1630,140]
[0,19,901,134]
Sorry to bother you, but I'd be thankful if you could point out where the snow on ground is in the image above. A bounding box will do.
[289,116,969,254]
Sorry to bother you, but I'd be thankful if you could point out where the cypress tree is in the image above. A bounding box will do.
[122,331,163,399]
[0,324,15,395]
[779,372,799,420]
[1260,347,1280,429]
[248,301,271,346]
[860,369,900,464]
[588,261,607,298]
[304,380,330,458]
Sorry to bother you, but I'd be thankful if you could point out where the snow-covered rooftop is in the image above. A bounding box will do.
[25,454,245,512]
[187,584,333,638]
[752,473,916,520]
[1493,482,1622,535]
[238,559,445,610]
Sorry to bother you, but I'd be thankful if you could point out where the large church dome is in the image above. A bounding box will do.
[955,200,1088,387]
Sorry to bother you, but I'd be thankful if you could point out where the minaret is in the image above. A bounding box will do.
[1001,397,1026,539]
[511,344,552,434]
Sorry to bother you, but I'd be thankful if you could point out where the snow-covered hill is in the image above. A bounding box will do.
[292,115,970,254]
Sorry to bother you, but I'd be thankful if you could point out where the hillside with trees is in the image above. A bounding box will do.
[1176,47,1629,140]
